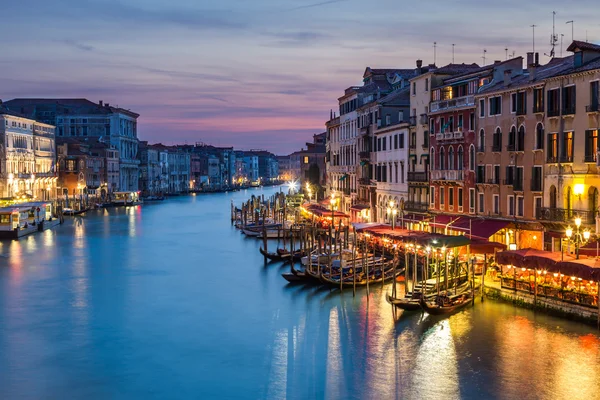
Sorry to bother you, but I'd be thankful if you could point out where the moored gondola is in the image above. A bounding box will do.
[259,246,284,261]
[419,289,474,315]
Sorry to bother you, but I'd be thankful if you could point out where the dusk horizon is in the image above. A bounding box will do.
[2,0,600,154]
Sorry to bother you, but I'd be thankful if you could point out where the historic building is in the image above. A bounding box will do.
[3,99,140,191]
[0,106,57,199]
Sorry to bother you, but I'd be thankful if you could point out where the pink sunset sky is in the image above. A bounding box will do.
[1,0,599,154]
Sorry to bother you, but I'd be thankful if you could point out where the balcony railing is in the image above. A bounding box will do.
[435,130,464,141]
[404,201,429,212]
[409,116,417,126]
[407,171,428,182]
[547,155,559,163]
[584,154,597,163]
[359,151,371,161]
[513,180,523,191]
[547,108,560,117]
[359,125,370,135]
[516,107,527,116]
[586,103,600,113]
[559,155,574,163]
[453,130,464,139]
[358,178,373,186]
[536,207,596,225]
[430,95,475,113]
[419,114,428,125]
[562,105,576,115]
[430,170,464,181]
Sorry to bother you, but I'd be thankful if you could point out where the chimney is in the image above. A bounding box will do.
[105,103,110,107]
[99,100,103,107]
[528,52,538,82]
[416,59,423,74]
[526,52,534,67]
[535,52,539,66]
[504,70,512,86]
[494,60,501,64]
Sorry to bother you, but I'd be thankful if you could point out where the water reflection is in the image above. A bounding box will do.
[0,187,599,399]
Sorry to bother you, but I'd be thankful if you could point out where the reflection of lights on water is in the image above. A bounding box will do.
[265,328,287,400]
[325,307,345,399]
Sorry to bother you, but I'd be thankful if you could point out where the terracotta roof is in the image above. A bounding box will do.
[566,40,600,53]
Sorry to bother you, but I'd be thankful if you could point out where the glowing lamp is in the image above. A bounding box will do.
[441,246,446,252]
[508,243,517,251]
[522,268,526,272]
[425,246,431,252]
[507,265,512,269]
[554,273,558,277]
[575,217,582,228]
[571,276,576,281]
[584,230,591,240]
[574,183,584,196]
[565,227,573,238]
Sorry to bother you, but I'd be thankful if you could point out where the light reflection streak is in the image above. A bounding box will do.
[266,328,288,400]
[325,307,344,399]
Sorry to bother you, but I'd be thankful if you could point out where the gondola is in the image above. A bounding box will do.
[259,246,284,261]
[387,280,471,311]
[319,260,401,288]
[282,272,304,283]
[419,288,474,315]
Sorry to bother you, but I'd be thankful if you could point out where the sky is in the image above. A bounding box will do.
[1,0,600,155]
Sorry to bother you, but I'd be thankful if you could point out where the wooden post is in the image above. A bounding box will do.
[534,269,538,307]
[482,254,486,301]
[366,237,370,299]
[597,283,600,330]
[353,228,357,297]
[382,237,386,287]
[471,257,475,305]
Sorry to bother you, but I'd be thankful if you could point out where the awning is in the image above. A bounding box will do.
[403,213,427,222]
[469,238,506,254]
[453,217,510,240]
[497,248,600,280]
[350,204,370,211]
[428,214,459,228]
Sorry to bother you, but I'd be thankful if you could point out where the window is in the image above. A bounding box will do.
[534,196,543,219]
[479,99,485,117]
[517,196,524,217]
[489,96,502,115]
[398,110,404,122]
[516,91,527,115]
[508,126,516,151]
[458,115,463,130]
[440,187,445,207]
[430,118,435,134]
[517,125,525,151]
[449,188,454,207]
[494,165,500,184]
[508,195,515,216]
[547,133,558,162]
[430,186,435,205]
[493,194,500,214]
[505,165,515,185]
[400,162,404,184]
[469,188,475,213]
[535,123,544,150]
[515,167,524,191]
[399,133,404,149]
[303,156,309,164]
[412,82,416,95]
[448,147,455,170]
[394,135,398,149]
[478,129,485,152]
[492,128,502,151]
[457,146,464,170]
[585,129,599,162]
[591,81,599,110]
[383,137,387,151]
[439,147,445,170]
[469,145,475,171]
[511,93,517,113]
[547,88,560,116]
[430,148,435,170]
[562,131,574,162]
[469,112,475,131]
[562,86,576,115]
[458,188,463,208]
[425,78,429,91]
[531,166,543,191]
[533,88,544,113]
[478,193,484,213]
[476,165,485,183]
[67,159,75,171]
[441,117,446,132]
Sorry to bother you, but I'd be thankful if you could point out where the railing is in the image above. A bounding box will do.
[513,180,523,191]
[530,180,543,191]
[516,107,527,116]
[436,133,444,140]
[503,179,514,186]
[359,151,371,160]
[359,125,370,135]
[476,174,486,184]
[560,155,574,163]
[533,103,544,113]
[419,114,428,125]
[586,103,600,113]
[430,95,475,113]
[404,202,429,212]
[358,178,373,185]
[407,171,428,182]
[547,155,559,163]
[488,178,500,185]
[453,130,464,139]
[584,154,597,163]
[409,116,417,126]
[430,170,464,181]
[500,277,599,309]
[547,108,560,117]
[536,207,596,225]
[492,144,502,152]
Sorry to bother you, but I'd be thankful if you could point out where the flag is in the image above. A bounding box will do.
[339,174,347,181]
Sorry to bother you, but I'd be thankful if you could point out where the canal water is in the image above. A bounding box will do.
[1,186,600,400]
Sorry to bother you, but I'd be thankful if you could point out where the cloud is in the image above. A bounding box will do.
[288,0,348,11]
[60,39,94,52]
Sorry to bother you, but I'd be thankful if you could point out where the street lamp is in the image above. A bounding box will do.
[386,200,398,230]
[565,216,591,259]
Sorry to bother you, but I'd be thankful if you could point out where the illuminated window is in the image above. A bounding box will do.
[303,156,309,164]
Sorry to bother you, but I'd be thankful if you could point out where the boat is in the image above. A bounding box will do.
[319,259,400,287]
[282,272,304,283]
[419,285,475,315]
[387,279,471,311]
[259,246,285,261]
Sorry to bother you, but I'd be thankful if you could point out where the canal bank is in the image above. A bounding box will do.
[1,186,600,399]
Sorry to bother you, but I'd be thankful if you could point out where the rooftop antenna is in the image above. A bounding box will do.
[560,34,564,57]
[505,47,508,60]
[482,49,487,65]
[433,42,437,65]
[546,12,557,58]
[531,24,537,53]
[452,43,455,63]
[566,20,574,41]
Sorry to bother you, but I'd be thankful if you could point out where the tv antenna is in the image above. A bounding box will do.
[505,47,508,60]
[433,42,437,65]
[482,49,487,65]
[566,20,574,41]
[560,34,564,57]
[545,12,558,58]
[452,44,455,63]
[531,24,537,53]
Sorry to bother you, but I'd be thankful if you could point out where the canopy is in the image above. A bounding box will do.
[350,204,370,211]
[428,214,457,229]
[469,238,506,254]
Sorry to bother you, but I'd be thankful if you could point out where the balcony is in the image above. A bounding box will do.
[584,154,597,163]
[586,103,600,113]
[559,155,574,163]
[419,114,428,125]
[537,207,596,225]
[359,151,371,161]
[436,130,464,142]
[562,105,576,116]
[533,105,544,114]
[453,130,464,139]
[547,156,559,163]
[513,180,523,191]
[430,169,464,181]
[409,116,417,126]
[407,171,428,182]
[547,108,560,117]
[516,107,527,116]
[358,177,373,186]
[404,201,429,212]
[430,95,475,113]
[359,125,370,135]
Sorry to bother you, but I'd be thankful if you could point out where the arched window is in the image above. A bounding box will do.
[469,145,475,171]
[439,147,445,170]
[457,146,464,170]
[589,187,599,214]
[508,126,517,150]
[535,123,544,150]
[448,147,455,170]
[518,125,525,151]
[430,147,435,171]
[479,129,485,152]
[493,127,502,151]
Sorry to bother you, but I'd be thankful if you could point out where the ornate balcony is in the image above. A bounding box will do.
[430,170,464,181]
[407,171,428,182]
[419,114,428,125]
[359,151,371,161]
[404,201,428,212]
[586,103,600,113]
[536,207,596,225]
[430,95,475,113]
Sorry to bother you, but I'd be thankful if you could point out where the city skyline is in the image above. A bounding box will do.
[1,0,600,154]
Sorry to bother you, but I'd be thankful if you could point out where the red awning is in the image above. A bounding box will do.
[428,214,458,228]
[403,213,427,222]
[350,204,370,211]
[458,217,510,240]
